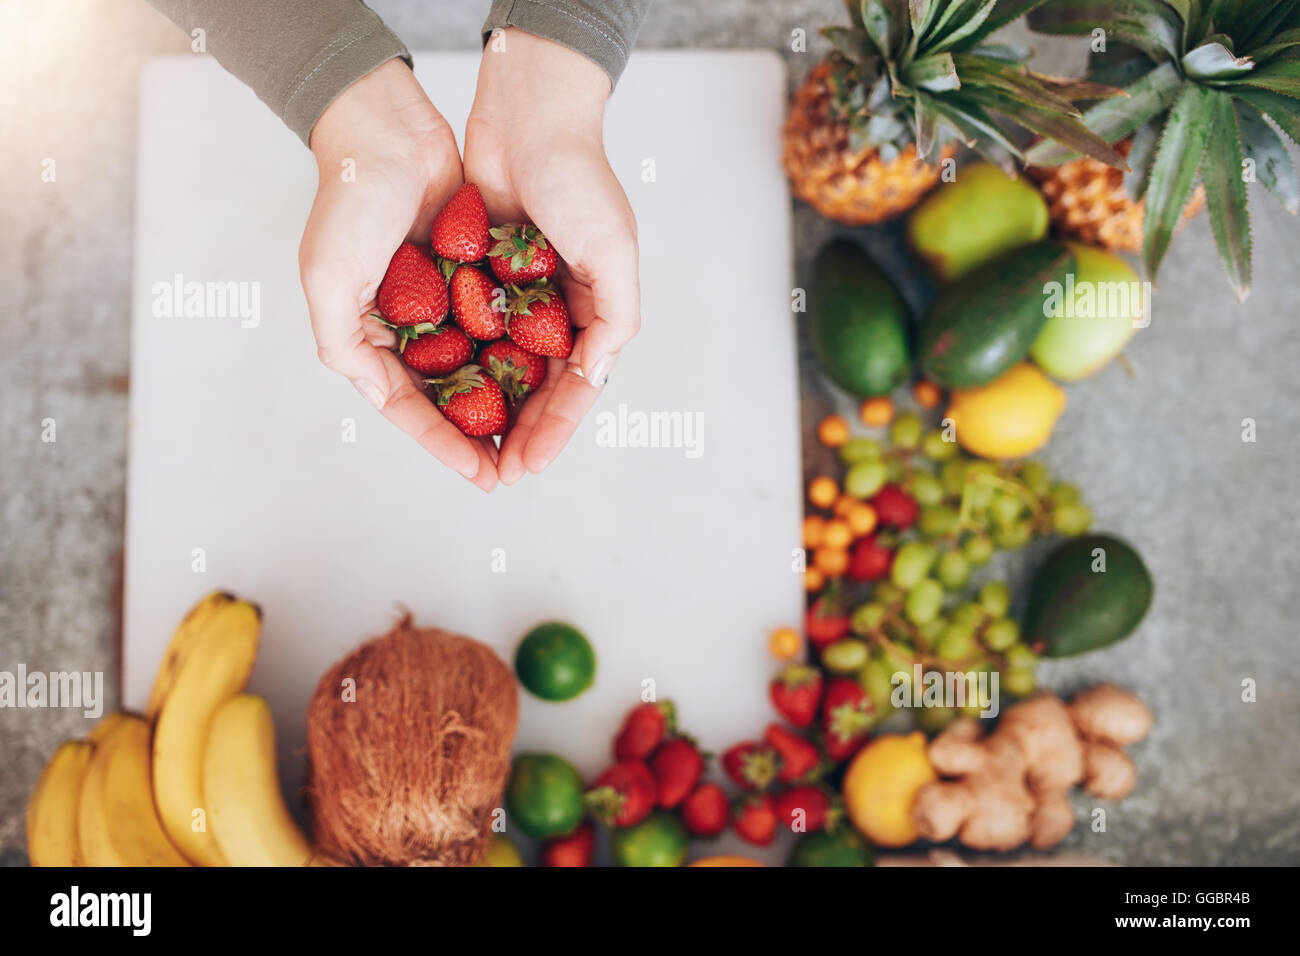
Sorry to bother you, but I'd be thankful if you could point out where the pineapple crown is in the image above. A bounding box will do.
[1028,0,1300,299]
[823,0,1128,169]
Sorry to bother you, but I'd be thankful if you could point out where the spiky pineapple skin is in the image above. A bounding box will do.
[783,62,954,226]
[1029,140,1205,253]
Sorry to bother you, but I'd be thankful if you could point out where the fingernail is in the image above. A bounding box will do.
[588,353,616,387]
[351,378,385,410]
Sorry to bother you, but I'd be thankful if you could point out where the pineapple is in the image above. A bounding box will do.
[782,0,1126,226]
[1028,0,1300,300]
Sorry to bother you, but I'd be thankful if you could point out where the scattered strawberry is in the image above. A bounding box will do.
[376,242,448,328]
[848,536,894,582]
[478,339,548,402]
[805,587,851,650]
[507,285,573,358]
[680,783,729,838]
[764,723,821,784]
[650,737,704,809]
[612,700,675,761]
[822,677,874,763]
[768,665,823,728]
[488,223,559,283]
[773,786,833,833]
[721,741,779,791]
[400,325,473,375]
[449,265,507,340]
[541,822,594,867]
[733,793,778,847]
[430,183,491,262]
[871,484,919,530]
[585,760,656,827]
[426,365,507,436]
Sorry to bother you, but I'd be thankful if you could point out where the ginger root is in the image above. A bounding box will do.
[912,684,1151,853]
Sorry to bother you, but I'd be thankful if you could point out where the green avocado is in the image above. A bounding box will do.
[787,826,874,867]
[1022,535,1154,658]
[917,241,1075,389]
[809,240,912,399]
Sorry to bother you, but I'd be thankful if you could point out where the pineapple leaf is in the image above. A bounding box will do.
[909,0,938,34]
[925,0,980,49]
[1085,41,1159,87]
[1035,73,1132,100]
[928,0,999,54]
[823,26,873,61]
[972,42,1034,62]
[1231,86,1300,142]
[914,90,941,156]
[1142,82,1215,281]
[954,0,1057,50]
[964,87,1131,164]
[928,95,1027,167]
[1235,99,1300,213]
[860,0,902,56]
[1125,119,1161,199]
[1246,27,1300,61]
[1028,0,1182,61]
[1182,41,1256,79]
[953,54,1084,114]
[1201,92,1253,299]
[1238,57,1300,96]
[1240,0,1300,51]
[1164,0,1196,49]
[1026,60,1183,164]
[904,52,961,91]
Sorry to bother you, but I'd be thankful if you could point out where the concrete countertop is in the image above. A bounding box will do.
[1,0,1296,865]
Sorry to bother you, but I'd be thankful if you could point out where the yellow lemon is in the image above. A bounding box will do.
[689,855,765,867]
[842,732,936,848]
[946,363,1066,459]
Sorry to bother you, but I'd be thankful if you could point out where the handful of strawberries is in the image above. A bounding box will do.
[372,183,575,437]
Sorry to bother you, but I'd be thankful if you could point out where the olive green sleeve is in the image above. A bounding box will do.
[144,0,411,146]
[482,0,654,87]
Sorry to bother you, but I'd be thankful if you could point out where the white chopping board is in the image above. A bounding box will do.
[125,50,802,861]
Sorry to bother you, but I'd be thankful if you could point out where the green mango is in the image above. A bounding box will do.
[918,242,1075,389]
[787,827,874,867]
[907,163,1049,283]
[1031,242,1144,381]
[1023,535,1153,658]
[809,240,912,399]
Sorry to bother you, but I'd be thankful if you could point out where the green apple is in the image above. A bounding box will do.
[1031,242,1144,381]
[906,163,1049,283]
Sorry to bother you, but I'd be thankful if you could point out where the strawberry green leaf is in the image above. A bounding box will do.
[1142,82,1216,281]
[1235,99,1300,213]
[1201,91,1253,300]
[1182,41,1256,79]
[962,86,1130,166]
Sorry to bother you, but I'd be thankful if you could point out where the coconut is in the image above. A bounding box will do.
[305,616,518,866]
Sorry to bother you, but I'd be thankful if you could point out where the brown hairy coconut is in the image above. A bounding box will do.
[305,616,518,866]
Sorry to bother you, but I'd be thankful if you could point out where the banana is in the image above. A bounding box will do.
[152,598,260,866]
[27,740,95,866]
[78,714,190,866]
[145,591,236,719]
[203,694,312,866]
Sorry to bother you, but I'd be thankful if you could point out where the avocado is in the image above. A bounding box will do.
[787,827,874,867]
[1023,534,1153,658]
[809,240,912,399]
[917,241,1075,389]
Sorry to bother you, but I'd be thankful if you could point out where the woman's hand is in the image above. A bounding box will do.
[301,59,499,491]
[464,29,641,484]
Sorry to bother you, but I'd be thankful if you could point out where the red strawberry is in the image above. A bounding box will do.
[488,223,559,283]
[507,285,573,358]
[871,484,919,529]
[848,536,894,582]
[430,183,491,262]
[721,741,779,791]
[680,784,729,838]
[585,760,655,827]
[649,737,703,809]
[376,242,448,328]
[400,325,473,375]
[768,665,823,728]
[541,822,594,867]
[764,723,821,783]
[773,786,832,833]
[822,677,874,763]
[612,700,675,761]
[426,365,507,436]
[449,265,507,340]
[733,793,778,847]
[478,339,548,402]
[805,587,851,650]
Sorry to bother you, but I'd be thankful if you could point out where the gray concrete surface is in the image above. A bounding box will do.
[1,0,1297,865]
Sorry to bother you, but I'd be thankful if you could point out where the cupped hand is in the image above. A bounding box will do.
[300,58,499,491]
[464,29,641,484]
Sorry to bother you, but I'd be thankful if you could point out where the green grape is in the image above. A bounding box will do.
[908,472,945,507]
[845,460,888,498]
[1019,460,1051,496]
[857,654,898,716]
[935,550,970,590]
[921,430,959,461]
[884,456,906,483]
[966,483,995,510]
[916,705,958,734]
[990,492,1024,526]
[1048,482,1081,508]
[851,601,888,635]
[959,693,988,718]
[952,601,987,628]
[993,521,1033,550]
[940,460,968,497]
[1004,643,1038,671]
[982,617,1019,651]
[965,460,999,478]
[823,638,870,674]
[1002,666,1037,697]
[884,619,913,643]
[978,580,1011,617]
[904,579,944,625]
[839,436,883,465]
[872,581,904,605]
[1052,502,1093,536]
[890,411,923,450]
[962,533,994,567]
[918,616,947,644]
[935,621,977,661]
[891,541,937,588]
[919,504,960,537]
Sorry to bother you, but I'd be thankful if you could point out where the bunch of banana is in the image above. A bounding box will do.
[27,591,313,867]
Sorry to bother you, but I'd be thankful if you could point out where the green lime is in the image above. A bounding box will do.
[506,753,585,840]
[515,622,595,701]
[787,827,874,867]
[610,812,688,867]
